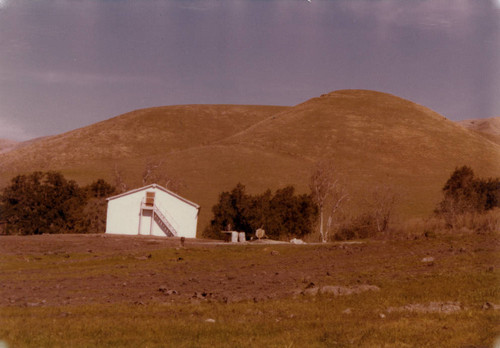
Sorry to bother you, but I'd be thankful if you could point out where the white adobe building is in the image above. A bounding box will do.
[105,184,200,238]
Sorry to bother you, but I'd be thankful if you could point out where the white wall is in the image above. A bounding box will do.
[105,186,198,238]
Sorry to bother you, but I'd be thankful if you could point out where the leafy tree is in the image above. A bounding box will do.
[0,173,117,235]
[76,179,117,233]
[85,179,116,199]
[438,166,499,214]
[0,171,86,235]
[203,183,251,239]
[266,186,317,240]
[441,166,477,212]
[436,166,500,227]
[203,184,317,240]
[475,178,500,211]
[246,189,272,232]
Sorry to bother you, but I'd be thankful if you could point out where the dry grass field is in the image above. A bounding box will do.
[459,117,500,146]
[1,90,498,234]
[0,140,18,154]
[0,230,499,347]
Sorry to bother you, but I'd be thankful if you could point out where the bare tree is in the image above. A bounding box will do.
[325,183,349,237]
[113,164,128,193]
[142,159,185,193]
[438,194,475,230]
[310,160,349,242]
[142,160,164,186]
[370,185,397,233]
[112,160,185,194]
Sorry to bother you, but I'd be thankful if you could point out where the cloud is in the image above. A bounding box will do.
[0,68,163,87]
[173,0,220,11]
[340,0,485,34]
[30,70,160,86]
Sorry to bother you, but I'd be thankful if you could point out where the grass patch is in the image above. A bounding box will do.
[1,297,498,348]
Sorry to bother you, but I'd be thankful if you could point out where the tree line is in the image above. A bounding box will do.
[204,164,499,241]
[0,164,497,238]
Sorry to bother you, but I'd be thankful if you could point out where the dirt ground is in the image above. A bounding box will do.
[0,232,498,307]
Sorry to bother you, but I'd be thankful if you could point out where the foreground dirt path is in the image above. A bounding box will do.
[0,233,498,307]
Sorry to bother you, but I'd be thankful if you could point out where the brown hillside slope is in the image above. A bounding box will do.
[0,137,49,155]
[0,90,498,235]
[0,105,288,183]
[458,117,500,145]
[209,89,499,217]
[0,139,18,154]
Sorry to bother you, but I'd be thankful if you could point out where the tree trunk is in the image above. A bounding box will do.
[319,208,325,243]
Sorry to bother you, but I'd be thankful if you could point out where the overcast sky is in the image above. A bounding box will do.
[0,0,499,140]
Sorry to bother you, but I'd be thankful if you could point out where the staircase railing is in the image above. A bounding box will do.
[152,203,179,237]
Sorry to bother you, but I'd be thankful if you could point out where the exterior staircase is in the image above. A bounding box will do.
[140,193,180,237]
[152,205,178,237]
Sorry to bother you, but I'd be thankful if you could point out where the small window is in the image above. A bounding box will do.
[145,192,155,206]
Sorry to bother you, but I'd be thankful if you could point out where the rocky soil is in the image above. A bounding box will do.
[1,233,498,309]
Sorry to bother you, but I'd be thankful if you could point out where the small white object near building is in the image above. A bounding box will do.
[290,238,306,244]
[105,184,200,238]
[221,230,246,243]
[231,231,239,243]
[238,232,246,242]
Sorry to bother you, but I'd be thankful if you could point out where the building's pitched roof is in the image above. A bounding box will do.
[106,184,200,209]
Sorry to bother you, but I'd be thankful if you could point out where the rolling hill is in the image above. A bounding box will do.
[458,117,500,145]
[0,104,288,183]
[0,90,498,235]
[0,139,19,154]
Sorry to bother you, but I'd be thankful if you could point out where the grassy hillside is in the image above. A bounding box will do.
[0,90,498,235]
[212,90,500,219]
[0,104,287,183]
[0,139,18,154]
[458,117,500,145]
